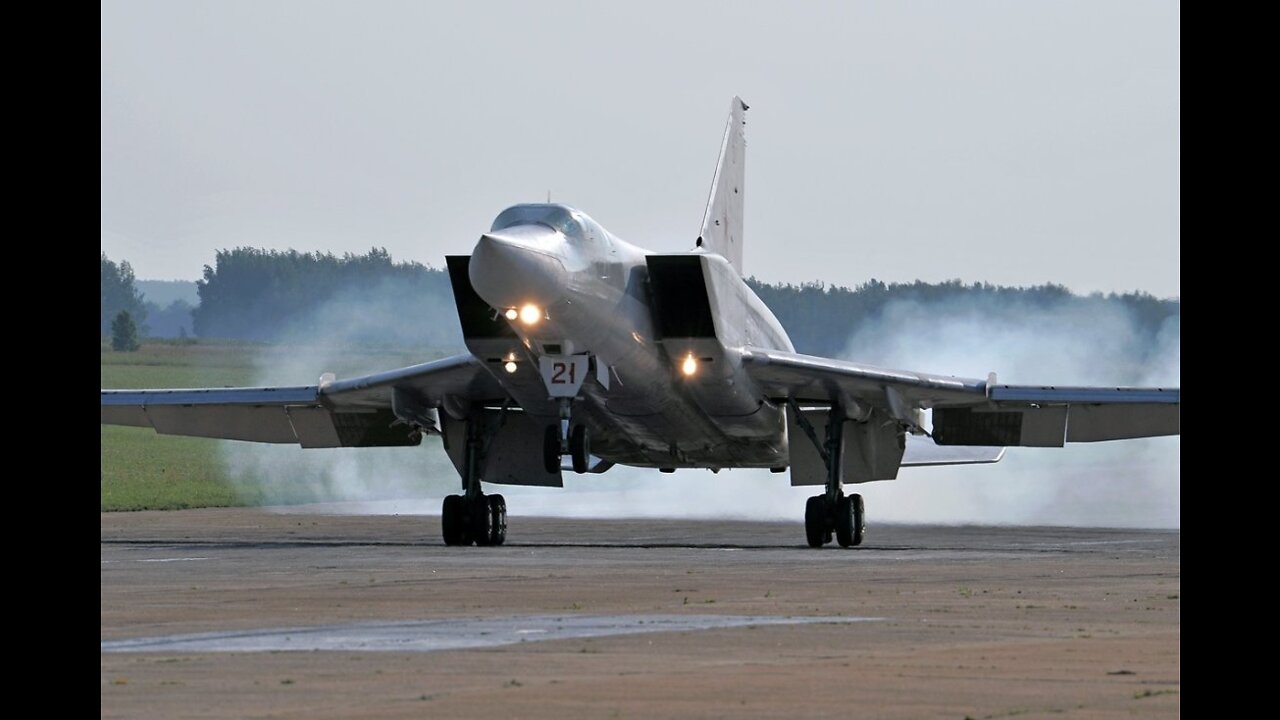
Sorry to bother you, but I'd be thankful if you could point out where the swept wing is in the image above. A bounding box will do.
[740,346,1179,448]
[100,353,507,448]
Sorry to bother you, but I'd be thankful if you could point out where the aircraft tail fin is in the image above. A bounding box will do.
[696,96,748,274]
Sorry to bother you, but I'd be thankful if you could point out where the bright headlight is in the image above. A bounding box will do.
[681,354,698,377]
[519,304,542,325]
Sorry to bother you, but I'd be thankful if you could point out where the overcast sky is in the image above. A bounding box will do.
[102,0,1179,298]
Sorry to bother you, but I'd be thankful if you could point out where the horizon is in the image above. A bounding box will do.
[125,257,1182,303]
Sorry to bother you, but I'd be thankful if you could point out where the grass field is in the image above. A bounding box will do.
[100,341,446,511]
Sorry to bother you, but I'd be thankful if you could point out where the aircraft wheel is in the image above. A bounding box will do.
[488,494,507,546]
[804,495,828,548]
[442,494,468,546]
[543,425,562,474]
[849,493,865,547]
[570,424,590,474]
[470,494,494,546]
[835,494,858,547]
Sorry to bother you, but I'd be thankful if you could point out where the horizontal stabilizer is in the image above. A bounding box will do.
[902,436,1005,467]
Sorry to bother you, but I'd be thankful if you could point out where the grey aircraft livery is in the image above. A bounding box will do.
[101,98,1180,548]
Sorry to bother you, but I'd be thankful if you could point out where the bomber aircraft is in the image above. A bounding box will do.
[101,98,1180,548]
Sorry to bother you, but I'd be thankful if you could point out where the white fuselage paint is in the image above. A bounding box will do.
[466,204,794,469]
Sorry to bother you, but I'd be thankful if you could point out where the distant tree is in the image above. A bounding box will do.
[102,253,148,337]
[181,244,1178,359]
[111,310,141,352]
[192,247,455,344]
[746,277,1178,357]
[142,299,195,338]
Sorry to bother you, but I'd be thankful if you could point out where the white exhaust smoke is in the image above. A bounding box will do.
[221,286,1178,528]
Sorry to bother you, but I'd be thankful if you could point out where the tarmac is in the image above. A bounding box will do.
[101,509,1180,718]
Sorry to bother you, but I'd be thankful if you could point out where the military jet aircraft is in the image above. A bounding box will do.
[101,97,1180,548]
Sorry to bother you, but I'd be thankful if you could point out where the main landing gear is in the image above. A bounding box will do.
[790,400,867,548]
[441,492,506,546]
[441,410,507,546]
[804,491,864,548]
[543,398,591,474]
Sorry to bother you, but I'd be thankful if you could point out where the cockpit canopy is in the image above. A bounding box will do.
[490,204,609,248]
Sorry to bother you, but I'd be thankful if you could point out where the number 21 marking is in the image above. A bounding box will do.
[551,362,576,384]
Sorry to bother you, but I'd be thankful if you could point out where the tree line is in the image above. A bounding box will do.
[102,254,197,340]
[101,253,148,337]
[102,248,1179,357]
[748,277,1177,358]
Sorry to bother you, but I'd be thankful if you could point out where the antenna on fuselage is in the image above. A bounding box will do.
[547,190,551,203]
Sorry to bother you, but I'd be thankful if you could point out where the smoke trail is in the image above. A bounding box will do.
[510,296,1180,527]
[221,284,1178,528]
[832,295,1179,528]
[218,276,468,510]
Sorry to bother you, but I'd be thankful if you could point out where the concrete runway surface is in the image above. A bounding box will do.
[101,509,1180,718]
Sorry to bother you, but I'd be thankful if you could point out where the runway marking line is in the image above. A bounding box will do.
[101,614,883,654]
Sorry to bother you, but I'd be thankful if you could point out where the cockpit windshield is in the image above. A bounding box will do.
[490,204,608,247]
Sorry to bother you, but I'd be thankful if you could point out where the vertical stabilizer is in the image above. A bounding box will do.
[697,96,748,274]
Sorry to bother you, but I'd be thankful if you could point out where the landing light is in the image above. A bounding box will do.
[504,308,518,321]
[681,354,698,377]
[504,360,518,374]
[519,303,542,325]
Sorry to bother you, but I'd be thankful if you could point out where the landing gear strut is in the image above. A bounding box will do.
[442,409,508,546]
[790,399,866,548]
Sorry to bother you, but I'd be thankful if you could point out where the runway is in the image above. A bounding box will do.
[102,509,1180,718]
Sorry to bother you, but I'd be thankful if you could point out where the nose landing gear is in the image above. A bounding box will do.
[542,404,591,475]
[537,355,595,476]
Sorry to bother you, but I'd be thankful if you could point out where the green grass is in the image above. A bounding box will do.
[100,340,448,511]
[100,426,250,510]
[101,343,261,511]
[101,343,260,388]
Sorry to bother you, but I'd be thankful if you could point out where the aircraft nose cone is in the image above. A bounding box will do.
[469,225,568,311]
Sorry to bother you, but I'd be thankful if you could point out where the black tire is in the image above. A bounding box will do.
[470,494,493,546]
[543,425,562,474]
[442,494,467,546]
[570,424,590,474]
[804,495,827,548]
[488,494,507,546]
[849,493,865,546]
[835,494,854,547]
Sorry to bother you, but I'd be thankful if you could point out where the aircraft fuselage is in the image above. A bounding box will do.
[465,203,792,469]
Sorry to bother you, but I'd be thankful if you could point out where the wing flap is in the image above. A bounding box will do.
[931,406,1069,447]
[102,386,322,443]
[146,404,302,443]
[1066,402,1181,442]
[100,386,422,446]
